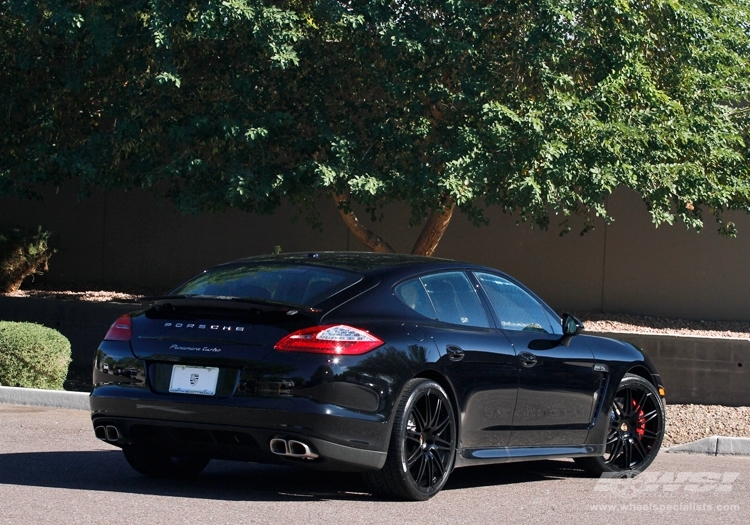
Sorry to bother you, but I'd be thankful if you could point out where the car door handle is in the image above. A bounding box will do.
[519,352,537,367]
[446,345,465,361]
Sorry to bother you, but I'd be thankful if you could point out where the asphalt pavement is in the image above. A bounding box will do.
[1,403,749,525]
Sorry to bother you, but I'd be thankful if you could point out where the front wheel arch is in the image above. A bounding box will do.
[577,373,665,475]
[624,365,659,389]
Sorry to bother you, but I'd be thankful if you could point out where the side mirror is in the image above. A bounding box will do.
[560,313,584,346]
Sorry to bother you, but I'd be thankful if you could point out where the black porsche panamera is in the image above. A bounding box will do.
[90,252,666,500]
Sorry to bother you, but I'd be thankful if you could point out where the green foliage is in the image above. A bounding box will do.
[0,226,56,293]
[1,0,750,247]
[0,321,71,390]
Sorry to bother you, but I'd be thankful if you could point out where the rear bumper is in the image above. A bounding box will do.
[90,386,390,471]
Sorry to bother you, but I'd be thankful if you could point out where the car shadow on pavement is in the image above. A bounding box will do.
[0,450,589,501]
[444,459,590,492]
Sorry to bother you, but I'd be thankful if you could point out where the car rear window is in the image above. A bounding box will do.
[171,264,361,306]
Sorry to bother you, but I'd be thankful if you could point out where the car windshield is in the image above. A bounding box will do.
[171,264,361,307]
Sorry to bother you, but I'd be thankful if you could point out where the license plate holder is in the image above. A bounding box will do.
[169,365,219,396]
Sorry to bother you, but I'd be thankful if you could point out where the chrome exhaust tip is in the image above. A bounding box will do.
[287,440,319,460]
[270,438,289,455]
[94,425,107,441]
[105,425,121,442]
[269,438,318,460]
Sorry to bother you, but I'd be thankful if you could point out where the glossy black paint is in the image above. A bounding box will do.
[506,331,598,446]
[431,324,518,449]
[90,252,665,477]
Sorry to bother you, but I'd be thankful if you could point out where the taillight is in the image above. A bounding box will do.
[274,325,384,355]
[105,315,132,341]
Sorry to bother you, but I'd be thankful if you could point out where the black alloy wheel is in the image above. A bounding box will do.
[577,374,665,475]
[365,378,456,501]
[122,446,210,478]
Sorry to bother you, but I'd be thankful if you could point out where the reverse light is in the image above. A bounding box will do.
[105,315,132,341]
[275,325,384,355]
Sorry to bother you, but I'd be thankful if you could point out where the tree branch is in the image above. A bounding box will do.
[411,197,455,257]
[332,190,396,253]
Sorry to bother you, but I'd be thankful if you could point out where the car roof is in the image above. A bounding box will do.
[216,251,473,276]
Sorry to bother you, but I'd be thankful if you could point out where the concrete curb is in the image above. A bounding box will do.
[667,436,750,456]
[0,386,89,411]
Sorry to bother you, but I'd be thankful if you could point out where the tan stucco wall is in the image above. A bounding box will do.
[1,184,749,321]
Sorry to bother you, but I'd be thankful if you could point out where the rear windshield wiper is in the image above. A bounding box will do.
[140,295,322,315]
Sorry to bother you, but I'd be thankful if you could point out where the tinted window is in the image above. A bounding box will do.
[172,265,359,306]
[421,272,489,328]
[475,272,554,333]
[395,279,438,319]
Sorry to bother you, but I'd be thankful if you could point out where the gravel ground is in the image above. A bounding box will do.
[577,312,750,339]
[664,404,750,447]
[6,285,749,445]
[2,283,164,303]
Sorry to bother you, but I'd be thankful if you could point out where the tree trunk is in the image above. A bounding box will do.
[0,247,52,293]
[332,191,396,253]
[410,197,455,257]
[333,191,456,257]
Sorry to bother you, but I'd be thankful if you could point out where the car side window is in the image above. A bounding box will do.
[475,272,555,333]
[395,279,438,319]
[420,272,490,328]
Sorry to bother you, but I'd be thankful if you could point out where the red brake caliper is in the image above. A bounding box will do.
[632,399,646,438]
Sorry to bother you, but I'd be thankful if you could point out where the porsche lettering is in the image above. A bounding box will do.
[163,322,244,332]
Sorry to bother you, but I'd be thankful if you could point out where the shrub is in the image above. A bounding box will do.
[0,321,71,390]
[0,226,56,293]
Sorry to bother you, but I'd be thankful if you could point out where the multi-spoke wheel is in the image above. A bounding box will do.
[122,446,210,478]
[576,374,665,475]
[365,378,456,500]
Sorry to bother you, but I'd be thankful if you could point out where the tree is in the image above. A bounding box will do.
[2,0,750,256]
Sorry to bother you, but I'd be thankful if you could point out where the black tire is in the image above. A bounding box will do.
[122,446,210,478]
[365,378,456,501]
[576,374,665,475]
